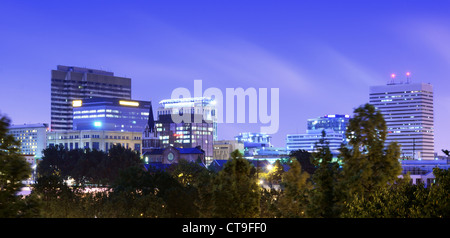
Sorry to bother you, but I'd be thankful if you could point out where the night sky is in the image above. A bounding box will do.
[1,0,450,154]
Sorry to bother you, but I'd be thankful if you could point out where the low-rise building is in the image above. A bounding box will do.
[7,123,49,158]
[213,140,244,160]
[47,130,142,154]
[143,146,205,166]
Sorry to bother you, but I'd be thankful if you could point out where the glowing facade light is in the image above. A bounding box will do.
[73,100,82,107]
[119,100,139,107]
[94,121,102,127]
[391,73,396,78]
[406,72,411,76]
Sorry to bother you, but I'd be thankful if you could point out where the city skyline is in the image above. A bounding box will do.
[1,1,450,154]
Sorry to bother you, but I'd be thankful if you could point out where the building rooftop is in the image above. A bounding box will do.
[9,123,49,129]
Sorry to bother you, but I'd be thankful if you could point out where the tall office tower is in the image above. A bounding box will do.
[369,80,434,160]
[155,97,216,164]
[51,65,131,131]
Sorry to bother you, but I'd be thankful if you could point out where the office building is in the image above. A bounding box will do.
[47,130,142,154]
[72,97,151,132]
[7,123,49,158]
[235,132,272,146]
[307,114,350,135]
[51,65,131,131]
[286,114,350,154]
[369,80,434,160]
[235,132,272,157]
[155,97,216,164]
[286,130,345,154]
[213,140,244,160]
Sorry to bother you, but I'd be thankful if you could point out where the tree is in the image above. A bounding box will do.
[307,130,343,218]
[340,103,402,199]
[0,114,34,217]
[167,159,215,218]
[289,149,316,175]
[422,168,450,217]
[276,158,311,217]
[101,144,142,184]
[212,150,260,218]
[266,159,284,188]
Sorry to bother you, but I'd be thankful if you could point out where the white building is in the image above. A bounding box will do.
[369,81,434,160]
[47,130,143,154]
[7,123,49,158]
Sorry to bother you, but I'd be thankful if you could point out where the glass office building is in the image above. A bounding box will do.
[51,65,131,131]
[72,97,151,132]
[155,97,216,164]
[307,114,350,135]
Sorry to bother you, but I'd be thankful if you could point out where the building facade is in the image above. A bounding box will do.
[7,123,49,158]
[286,114,350,154]
[369,82,434,160]
[51,65,131,131]
[286,130,345,154]
[72,97,150,132]
[213,140,244,160]
[47,130,142,154]
[143,146,205,165]
[154,97,216,164]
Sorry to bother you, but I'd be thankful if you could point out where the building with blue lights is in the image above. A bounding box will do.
[286,114,350,154]
[154,97,216,164]
[72,97,151,132]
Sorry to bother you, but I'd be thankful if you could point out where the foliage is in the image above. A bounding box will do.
[212,150,260,218]
[37,144,141,186]
[343,169,450,218]
[340,103,402,199]
[289,149,316,175]
[307,130,344,218]
[0,114,36,217]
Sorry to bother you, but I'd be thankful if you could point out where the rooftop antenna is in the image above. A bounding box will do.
[406,72,411,83]
[389,73,396,85]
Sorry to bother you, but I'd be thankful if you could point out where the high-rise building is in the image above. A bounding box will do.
[369,81,434,160]
[72,97,150,132]
[154,97,216,164]
[286,114,350,154]
[51,65,131,131]
[7,123,49,158]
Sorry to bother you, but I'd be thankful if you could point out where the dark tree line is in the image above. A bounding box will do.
[37,144,141,186]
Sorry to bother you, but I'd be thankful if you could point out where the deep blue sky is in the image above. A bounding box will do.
[1,1,450,154]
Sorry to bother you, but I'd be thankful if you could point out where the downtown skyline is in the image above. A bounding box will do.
[1,1,450,154]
